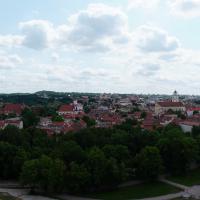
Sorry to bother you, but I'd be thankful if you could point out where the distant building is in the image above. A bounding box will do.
[5,118,23,129]
[0,118,23,129]
[155,91,185,115]
[58,105,75,115]
[3,104,24,116]
[39,117,52,126]
[0,121,6,129]
[179,121,200,133]
[58,101,83,115]
[73,100,83,112]
[186,107,200,117]
[155,101,185,115]
[118,98,132,107]
[172,90,179,102]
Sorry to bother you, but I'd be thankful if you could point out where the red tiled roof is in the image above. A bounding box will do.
[63,112,84,119]
[5,119,21,123]
[59,105,74,112]
[63,114,76,119]
[187,107,200,111]
[63,126,73,132]
[133,112,141,118]
[70,120,87,132]
[179,120,200,126]
[157,101,184,107]
[143,119,154,126]
[145,112,153,119]
[3,104,23,115]
[142,118,160,131]
[52,121,65,126]
[191,114,200,119]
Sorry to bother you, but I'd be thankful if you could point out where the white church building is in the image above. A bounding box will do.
[155,91,186,115]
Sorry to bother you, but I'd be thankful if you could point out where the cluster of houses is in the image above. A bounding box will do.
[0,104,24,129]
[147,91,200,132]
[1,91,200,134]
[37,100,87,135]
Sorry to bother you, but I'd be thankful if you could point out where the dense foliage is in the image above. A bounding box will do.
[0,123,200,194]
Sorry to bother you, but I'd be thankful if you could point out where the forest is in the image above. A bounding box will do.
[0,120,199,195]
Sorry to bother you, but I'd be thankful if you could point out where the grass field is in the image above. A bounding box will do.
[0,192,20,200]
[172,198,196,200]
[86,181,181,200]
[168,168,200,186]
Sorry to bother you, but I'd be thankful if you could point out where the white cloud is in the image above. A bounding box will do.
[135,25,180,52]
[51,53,59,62]
[0,54,22,69]
[136,63,160,76]
[2,3,200,94]
[0,4,180,56]
[0,35,23,47]
[128,0,160,10]
[159,52,178,61]
[12,4,130,52]
[57,3,130,52]
[19,20,55,50]
[169,0,200,18]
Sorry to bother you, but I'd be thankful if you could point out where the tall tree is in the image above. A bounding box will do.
[135,146,163,180]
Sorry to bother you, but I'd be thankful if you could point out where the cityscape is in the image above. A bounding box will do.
[1,0,200,200]
[1,90,200,134]
[0,91,200,199]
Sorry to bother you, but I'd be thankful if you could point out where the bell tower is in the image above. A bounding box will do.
[172,90,179,102]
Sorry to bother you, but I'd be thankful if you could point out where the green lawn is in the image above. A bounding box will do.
[172,198,196,200]
[0,192,20,200]
[168,168,200,186]
[86,182,181,200]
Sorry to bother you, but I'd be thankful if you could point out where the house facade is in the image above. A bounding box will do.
[155,101,186,115]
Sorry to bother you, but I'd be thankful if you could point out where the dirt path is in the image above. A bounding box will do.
[0,188,58,200]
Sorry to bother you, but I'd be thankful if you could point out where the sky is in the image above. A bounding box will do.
[1,0,200,94]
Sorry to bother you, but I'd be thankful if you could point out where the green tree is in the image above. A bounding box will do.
[52,115,64,122]
[56,141,86,164]
[83,105,90,114]
[192,126,200,138]
[20,155,66,193]
[47,159,66,193]
[82,116,96,127]
[158,130,198,175]
[13,148,29,177]
[103,144,130,162]
[135,146,163,180]
[140,111,147,119]
[66,162,91,193]
[86,147,107,187]
[22,108,39,128]
[103,158,127,186]
[0,142,18,179]
[20,159,39,191]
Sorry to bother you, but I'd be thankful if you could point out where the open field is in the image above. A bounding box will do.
[85,181,181,200]
[172,198,197,200]
[169,168,200,186]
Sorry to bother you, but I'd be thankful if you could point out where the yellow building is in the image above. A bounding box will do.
[155,101,185,115]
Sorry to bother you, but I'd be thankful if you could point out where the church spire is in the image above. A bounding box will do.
[172,90,179,102]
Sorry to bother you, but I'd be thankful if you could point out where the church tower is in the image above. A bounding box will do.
[172,90,179,102]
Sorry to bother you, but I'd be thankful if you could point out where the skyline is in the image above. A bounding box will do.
[0,89,199,97]
[1,0,200,94]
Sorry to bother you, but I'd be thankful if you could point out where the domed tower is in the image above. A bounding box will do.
[172,90,179,102]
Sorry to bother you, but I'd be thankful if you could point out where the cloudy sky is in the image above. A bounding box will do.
[0,0,200,94]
